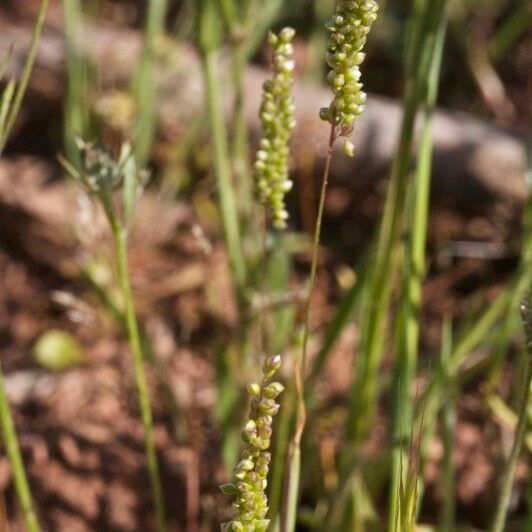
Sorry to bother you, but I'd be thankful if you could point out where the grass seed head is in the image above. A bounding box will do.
[320,1,378,143]
[254,28,296,230]
[221,355,284,531]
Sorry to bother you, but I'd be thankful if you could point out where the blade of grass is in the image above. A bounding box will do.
[490,296,532,532]
[388,14,447,530]
[132,0,168,166]
[417,183,532,508]
[268,366,296,530]
[346,0,447,447]
[217,0,254,215]
[489,144,532,386]
[80,266,187,442]
[0,4,49,529]
[61,141,168,531]
[326,1,447,526]
[62,0,92,166]
[0,365,40,532]
[0,0,49,154]
[439,317,456,532]
[112,222,167,532]
[489,4,532,62]
[197,0,247,298]
[281,117,338,532]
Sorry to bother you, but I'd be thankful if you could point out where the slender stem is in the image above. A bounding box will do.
[301,119,337,373]
[62,0,89,166]
[232,39,253,214]
[440,390,456,532]
[0,2,48,526]
[113,224,167,532]
[439,317,456,532]
[490,303,532,532]
[388,17,447,530]
[0,364,40,532]
[347,0,447,446]
[281,118,337,532]
[0,0,49,154]
[202,49,247,297]
[133,0,168,166]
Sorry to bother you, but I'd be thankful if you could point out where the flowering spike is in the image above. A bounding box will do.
[221,355,284,530]
[254,28,296,230]
[320,1,379,137]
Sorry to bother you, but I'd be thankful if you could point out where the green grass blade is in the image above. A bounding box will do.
[0,366,40,532]
[0,0,49,154]
[201,50,247,294]
[197,0,247,296]
[439,317,456,532]
[132,0,168,166]
[62,0,92,165]
[346,0,447,446]
[388,15,447,530]
[113,225,167,532]
[0,80,16,135]
[490,297,532,532]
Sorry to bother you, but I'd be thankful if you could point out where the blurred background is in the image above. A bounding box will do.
[0,0,530,531]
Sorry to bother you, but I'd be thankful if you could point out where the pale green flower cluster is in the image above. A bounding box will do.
[320,1,379,152]
[221,355,284,532]
[254,28,297,230]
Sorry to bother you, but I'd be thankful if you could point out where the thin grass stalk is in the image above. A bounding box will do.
[232,38,253,212]
[81,268,186,442]
[0,0,49,154]
[439,317,456,532]
[112,223,167,532]
[388,16,447,530]
[490,296,532,532]
[346,0,447,446]
[268,372,296,529]
[62,0,91,165]
[202,52,247,292]
[198,0,247,296]
[133,0,168,166]
[0,365,40,532]
[325,1,446,525]
[218,0,254,212]
[417,190,532,509]
[489,146,532,386]
[527,482,532,532]
[0,3,48,528]
[281,118,337,532]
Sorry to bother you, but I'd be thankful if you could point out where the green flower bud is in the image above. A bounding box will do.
[264,354,282,376]
[264,382,285,399]
[235,459,254,472]
[343,140,355,157]
[247,383,260,396]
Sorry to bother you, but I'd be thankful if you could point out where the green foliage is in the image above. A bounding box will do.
[62,139,167,532]
[0,3,49,531]
[0,0,49,155]
[2,1,529,531]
